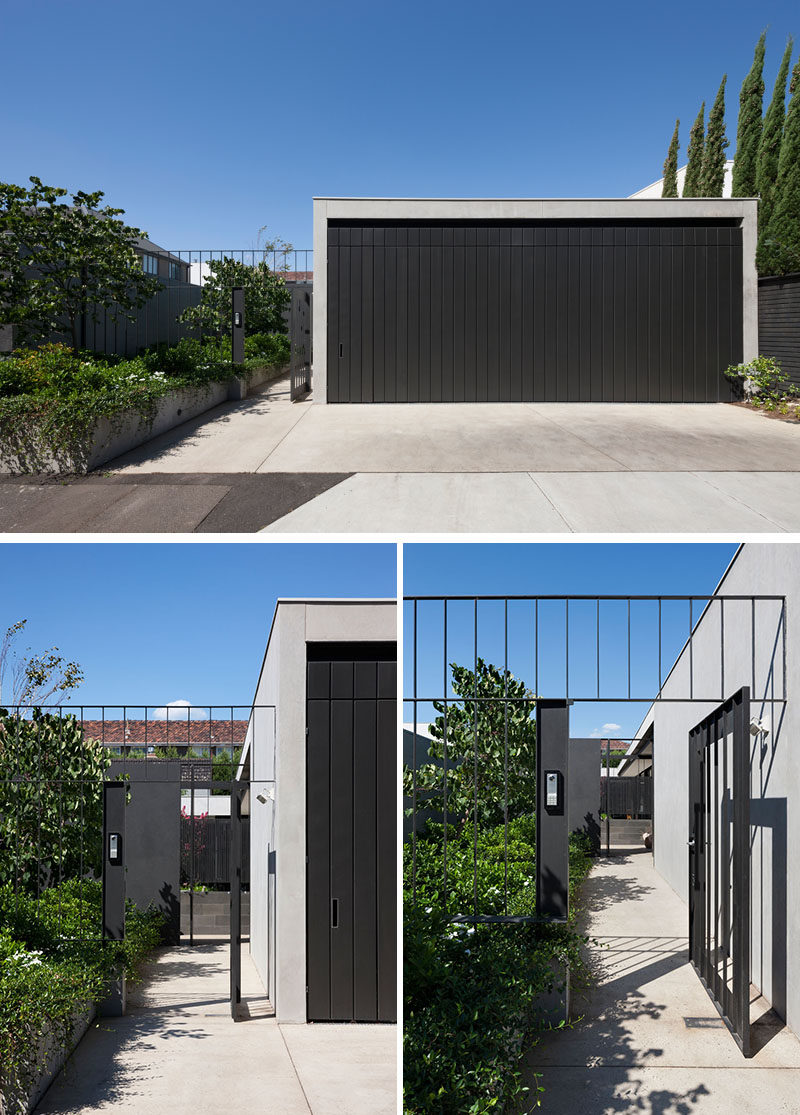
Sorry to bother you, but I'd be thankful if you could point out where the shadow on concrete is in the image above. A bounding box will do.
[576,856,656,918]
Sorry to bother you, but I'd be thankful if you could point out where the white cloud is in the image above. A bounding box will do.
[152,700,209,721]
[590,722,622,739]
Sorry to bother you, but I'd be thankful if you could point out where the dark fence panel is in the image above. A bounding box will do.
[602,776,653,819]
[758,273,800,390]
[181,815,250,887]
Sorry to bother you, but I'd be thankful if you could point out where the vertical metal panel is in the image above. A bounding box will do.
[353,695,378,1019]
[329,696,354,1019]
[377,670,397,1022]
[327,221,744,402]
[535,699,570,920]
[306,684,331,1021]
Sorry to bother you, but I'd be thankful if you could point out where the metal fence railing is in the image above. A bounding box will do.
[78,248,313,358]
[0,704,272,942]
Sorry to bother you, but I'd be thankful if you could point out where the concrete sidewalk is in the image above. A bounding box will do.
[34,944,396,1114]
[520,850,800,1114]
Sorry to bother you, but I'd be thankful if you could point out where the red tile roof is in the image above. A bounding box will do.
[78,719,248,745]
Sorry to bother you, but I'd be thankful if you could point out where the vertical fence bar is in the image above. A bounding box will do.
[412,599,418,906]
[503,599,509,915]
[473,598,479,920]
[720,598,725,700]
[443,599,448,914]
[596,598,600,699]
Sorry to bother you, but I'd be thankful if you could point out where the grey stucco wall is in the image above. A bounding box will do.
[643,544,795,1029]
[248,599,397,1023]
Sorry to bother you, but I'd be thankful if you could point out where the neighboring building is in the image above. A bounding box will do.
[133,237,191,283]
[629,159,735,200]
[239,598,397,1024]
[618,543,798,1041]
[83,717,247,758]
[313,197,757,403]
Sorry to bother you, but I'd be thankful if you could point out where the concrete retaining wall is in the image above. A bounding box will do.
[0,362,288,476]
[180,891,251,937]
[1,1002,95,1115]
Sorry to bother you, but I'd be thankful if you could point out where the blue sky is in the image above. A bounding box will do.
[403,542,738,739]
[0,542,395,709]
[2,2,794,249]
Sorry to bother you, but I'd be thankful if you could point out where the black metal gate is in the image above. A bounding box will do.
[328,220,743,402]
[306,643,396,1022]
[290,287,312,400]
[230,780,245,1020]
[688,687,751,1055]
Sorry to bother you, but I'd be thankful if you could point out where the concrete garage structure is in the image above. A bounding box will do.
[618,544,797,1048]
[239,598,396,1024]
[313,198,758,404]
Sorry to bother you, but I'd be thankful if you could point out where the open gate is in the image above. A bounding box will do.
[290,287,312,400]
[688,687,751,1055]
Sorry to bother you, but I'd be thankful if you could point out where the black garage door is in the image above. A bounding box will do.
[306,642,396,1022]
[327,220,743,403]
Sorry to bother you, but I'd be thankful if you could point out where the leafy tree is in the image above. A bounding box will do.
[0,176,162,350]
[683,103,706,196]
[700,76,729,197]
[0,620,83,707]
[406,659,537,834]
[662,120,680,198]
[759,59,800,275]
[757,37,795,259]
[732,32,767,197]
[0,710,110,894]
[179,256,290,340]
[211,747,242,795]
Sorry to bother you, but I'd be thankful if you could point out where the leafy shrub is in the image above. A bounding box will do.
[404,820,594,1114]
[723,354,798,411]
[0,879,166,1107]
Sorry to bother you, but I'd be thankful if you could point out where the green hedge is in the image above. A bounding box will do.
[403,824,594,1114]
[0,878,165,1107]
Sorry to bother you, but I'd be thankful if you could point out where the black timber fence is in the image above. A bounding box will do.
[6,249,313,359]
[181,814,250,888]
[758,273,800,390]
[602,775,653,819]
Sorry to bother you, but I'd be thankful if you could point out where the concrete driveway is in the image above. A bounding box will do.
[3,375,800,532]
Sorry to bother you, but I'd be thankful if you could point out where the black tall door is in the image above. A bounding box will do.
[327,221,743,403]
[306,643,396,1023]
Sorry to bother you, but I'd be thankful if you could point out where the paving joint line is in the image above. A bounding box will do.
[277,1025,315,1114]
[689,472,788,532]
[522,403,632,470]
[526,473,577,532]
[254,404,313,471]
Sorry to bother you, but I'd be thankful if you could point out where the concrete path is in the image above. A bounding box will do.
[520,849,800,1114]
[35,944,396,1115]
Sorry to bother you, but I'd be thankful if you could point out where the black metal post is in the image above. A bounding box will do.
[535,700,570,921]
[102,781,126,1016]
[230,781,242,1020]
[232,286,245,366]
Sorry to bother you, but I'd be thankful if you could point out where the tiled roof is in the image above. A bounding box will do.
[283,271,313,282]
[79,719,248,745]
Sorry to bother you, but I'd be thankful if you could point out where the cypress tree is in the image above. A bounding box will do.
[756,37,794,233]
[700,75,729,197]
[662,120,680,197]
[732,31,766,197]
[760,59,800,275]
[683,103,705,196]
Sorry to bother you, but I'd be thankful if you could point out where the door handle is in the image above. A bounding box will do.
[331,898,339,928]
[687,838,696,848]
